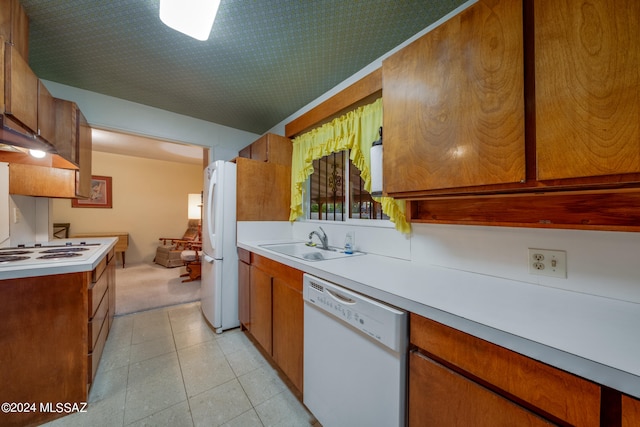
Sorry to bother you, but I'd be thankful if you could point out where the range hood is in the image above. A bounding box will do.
[0,117,77,170]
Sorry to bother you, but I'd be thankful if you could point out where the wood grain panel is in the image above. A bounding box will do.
[238,256,251,329]
[8,163,76,197]
[383,0,525,193]
[409,189,640,231]
[5,43,38,132]
[251,253,303,292]
[250,135,268,162]
[410,314,600,426]
[87,310,108,385]
[623,394,640,427]
[236,157,291,221]
[272,277,304,393]
[88,288,108,351]
[37,80,56,144]
[249,265,272,354]
[0,273,88,427]
[535,0,640,180]
[75,108,92,198]
[410,351,554,426]
[0,0,29,59]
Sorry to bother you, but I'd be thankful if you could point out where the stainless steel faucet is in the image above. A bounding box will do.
[308,227,329,250]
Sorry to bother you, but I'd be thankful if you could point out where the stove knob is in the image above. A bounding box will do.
[17,244,25,248]
[81,241,87,245]
[66,242,72,246]
[35,243,42,247]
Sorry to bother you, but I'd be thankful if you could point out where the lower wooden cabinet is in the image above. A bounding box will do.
[240,250,304,392]
[272,275,304,392]
[0,247,116,426]
[238,248,251,329]
[250,265,273,354]
[409,351,554,426]
[87,247,116,386]
[409,313,601,426]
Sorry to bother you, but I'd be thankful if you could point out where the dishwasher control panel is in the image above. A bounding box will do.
[303,274,406,352]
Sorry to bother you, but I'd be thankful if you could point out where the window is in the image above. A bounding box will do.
[308,150,388,222]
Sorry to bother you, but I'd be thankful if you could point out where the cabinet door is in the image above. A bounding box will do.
[236,157,291,221]
[238,258,251,329]
[0,0,28,59]
[75,108,92,197]
[37,80,56,144]
[623,395,640,427]
[535,0,640,181]
[382,0,525,195]
[5,43,38,133]
[249,266,272,354]
[410,313,600,426]
[409,351,554,427]
[251,135,269,162]
[272,276,303,392]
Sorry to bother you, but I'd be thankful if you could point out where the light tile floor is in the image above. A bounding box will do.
[43,302,317,427]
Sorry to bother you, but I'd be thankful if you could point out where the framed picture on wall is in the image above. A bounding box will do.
[72,176,113,208]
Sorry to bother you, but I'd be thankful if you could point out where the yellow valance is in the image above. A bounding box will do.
[289,98,410,234]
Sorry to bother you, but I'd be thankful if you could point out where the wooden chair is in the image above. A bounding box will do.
[180,242,202,282]
[154,220,200,268]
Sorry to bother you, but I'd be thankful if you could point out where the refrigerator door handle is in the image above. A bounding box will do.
[207,170,217,251]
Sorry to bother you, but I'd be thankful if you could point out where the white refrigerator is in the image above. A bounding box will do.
[201,160,239,333]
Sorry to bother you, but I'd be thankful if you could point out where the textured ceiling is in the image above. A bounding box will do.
[21,0,466,136]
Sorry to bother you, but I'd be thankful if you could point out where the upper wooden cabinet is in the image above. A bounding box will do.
[4,42,38,134]
[239,133,292,166]
[37,80,56,145]
[54,99,92,197]
[534,0,640,181]
[236,157,291,221]
[10,103,92,198]
[0,0,28,59]
[382,0,525,196]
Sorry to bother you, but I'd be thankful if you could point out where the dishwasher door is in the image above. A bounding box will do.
[303,274,407,427]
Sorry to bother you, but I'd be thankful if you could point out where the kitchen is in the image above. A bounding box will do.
[2,0,640,426]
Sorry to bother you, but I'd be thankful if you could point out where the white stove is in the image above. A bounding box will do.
[0,242,103,267]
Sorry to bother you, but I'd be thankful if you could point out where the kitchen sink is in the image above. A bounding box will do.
[259,242,364,261]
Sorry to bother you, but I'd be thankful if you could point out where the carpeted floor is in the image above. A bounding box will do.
[115,262,201,315]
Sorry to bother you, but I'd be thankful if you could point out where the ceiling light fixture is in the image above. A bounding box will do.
[159,0,220,41]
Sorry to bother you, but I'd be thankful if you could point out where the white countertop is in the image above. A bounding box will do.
[0,238,118,280]
[239,239,640,398]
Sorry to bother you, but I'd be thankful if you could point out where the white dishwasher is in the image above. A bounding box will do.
[303,274,408,427]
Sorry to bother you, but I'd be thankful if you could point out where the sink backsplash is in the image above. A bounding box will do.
[238,220,640,305]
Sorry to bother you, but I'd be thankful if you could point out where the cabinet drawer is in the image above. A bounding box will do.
[252,253,303,292]
[87,309,109,386]
[410,351,554,426]
[410,314,600,426]
[92,256,108,283]
[88,288,108,352]
[238,247,251,264]
[88,265,108,318]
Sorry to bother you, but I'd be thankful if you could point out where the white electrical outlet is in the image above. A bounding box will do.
[528,248,567,278]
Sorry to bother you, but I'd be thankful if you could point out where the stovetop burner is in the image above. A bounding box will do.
[0,255,31,263]
[40,247,90,253]
[37,253,83,260]
[0,250,33,255]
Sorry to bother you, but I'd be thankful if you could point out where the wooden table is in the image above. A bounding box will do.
[72,232,129,268]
